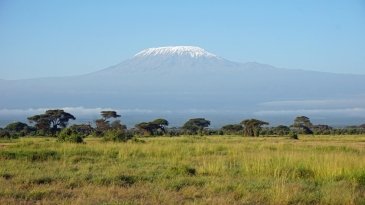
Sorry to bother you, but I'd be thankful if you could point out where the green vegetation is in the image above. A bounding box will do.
[1,110,365,204]
[135,118,169,136]
[57,127,84,143]
[241,119,269,137]
[2,109,365,139]
[182,118,211,135]
[27,109,76,135]
[0,135,364,204]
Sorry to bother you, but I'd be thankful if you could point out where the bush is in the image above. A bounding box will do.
[68,124,94,136]
[4,121,33,137]
[57,128,84,143]
[289,132,299,140]
[103,129,134,142]
[0,130,15,139]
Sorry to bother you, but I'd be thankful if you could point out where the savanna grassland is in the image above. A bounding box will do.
[0,136,365,205]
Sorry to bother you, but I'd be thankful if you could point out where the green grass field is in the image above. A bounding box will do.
[0,135,365,204]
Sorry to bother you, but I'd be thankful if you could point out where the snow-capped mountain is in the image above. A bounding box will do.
[92,46,239,75]
[1,46,365,126]
[134,46,218,58]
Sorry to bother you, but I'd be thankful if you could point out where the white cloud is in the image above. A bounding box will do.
[260,98,365,108]
[254,108,365,117]
[0,107,233,117]
[0,107,119,116]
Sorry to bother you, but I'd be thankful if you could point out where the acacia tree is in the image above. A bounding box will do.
[311,124,333,135]
[28,109,76,135]
[273,125,291,136]
[101,111,121,120]
[182,118,210,135]
[110,120,127,130]
[4,121,33,136]
[292,116,313,134]
[135,122,156,136]
[152,118,169,134]
[95,119,110,133]
[221,124,243,135]
[68,124,94,136]
[135,118,169,136]
[95,110,123,135]
[5,122,30,132]
[241,119,269,137]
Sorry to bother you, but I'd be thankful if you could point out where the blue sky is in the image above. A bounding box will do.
[0,0,364,79]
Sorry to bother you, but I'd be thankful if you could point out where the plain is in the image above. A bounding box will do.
[0,135,364,205]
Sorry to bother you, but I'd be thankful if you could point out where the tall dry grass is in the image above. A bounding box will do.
[0,135,364,204]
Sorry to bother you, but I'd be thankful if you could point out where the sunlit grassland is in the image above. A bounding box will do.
[0,135,365,204]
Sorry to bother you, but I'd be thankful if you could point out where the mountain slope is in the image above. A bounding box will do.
[1,46,365,125]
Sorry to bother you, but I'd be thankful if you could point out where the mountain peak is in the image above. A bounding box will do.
[134,46,218,59]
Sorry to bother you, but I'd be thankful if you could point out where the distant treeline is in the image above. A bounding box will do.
[1,109,365,143]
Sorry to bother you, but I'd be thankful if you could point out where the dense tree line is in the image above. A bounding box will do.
[1,110,365,142]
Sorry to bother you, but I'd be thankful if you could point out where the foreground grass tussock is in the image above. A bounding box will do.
[0,135,364,204]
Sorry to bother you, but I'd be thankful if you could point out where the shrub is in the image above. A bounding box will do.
[68,124,94,136]
[0,130,15,139]
[57,128,84,143]
[0,130,11,139]
[4,121,33,137]
[103,129,133,142]
[289,132,299,140]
